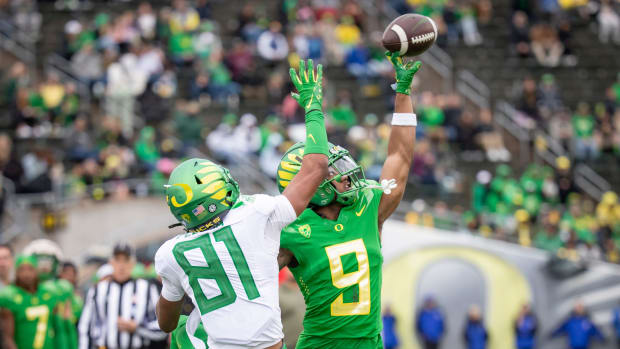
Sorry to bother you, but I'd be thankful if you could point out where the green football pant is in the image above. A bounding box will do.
[296,334,383,349]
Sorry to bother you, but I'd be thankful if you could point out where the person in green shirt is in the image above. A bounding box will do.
[277,52,421,349]
[534,225,565,252]
[134,126,161,171]
[0,255,59,349]
[572,102,599,160]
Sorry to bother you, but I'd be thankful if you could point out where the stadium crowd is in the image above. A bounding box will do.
[2,0,620,268]
[512,73,620,162]
[0,0,620,261]
[0,0,502,199]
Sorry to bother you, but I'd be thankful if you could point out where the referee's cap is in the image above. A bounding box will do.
[112,242,134,258]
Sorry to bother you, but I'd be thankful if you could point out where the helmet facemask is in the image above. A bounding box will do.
[323,146,366,206]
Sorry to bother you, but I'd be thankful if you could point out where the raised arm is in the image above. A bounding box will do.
[378,52,422,228]
[282,59,329,216]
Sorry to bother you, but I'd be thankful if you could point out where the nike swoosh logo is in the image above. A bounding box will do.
[308,134,316,144]
[355,204,366,216]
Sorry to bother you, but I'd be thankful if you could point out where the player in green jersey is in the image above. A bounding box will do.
[277,52,421,349]
[0,255,59,349]
[23,239,78,349]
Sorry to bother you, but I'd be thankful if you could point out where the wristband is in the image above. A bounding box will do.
[391,113,417,126]
[304,109,329,156]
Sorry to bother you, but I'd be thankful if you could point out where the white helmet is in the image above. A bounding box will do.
[23,239,64,261]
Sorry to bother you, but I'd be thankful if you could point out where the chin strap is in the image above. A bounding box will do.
[367,179,398,195]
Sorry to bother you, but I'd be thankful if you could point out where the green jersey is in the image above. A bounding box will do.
[0,283,58,349]
[281,185,384,339]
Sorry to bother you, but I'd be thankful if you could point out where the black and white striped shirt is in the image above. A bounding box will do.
[78,278,167,349]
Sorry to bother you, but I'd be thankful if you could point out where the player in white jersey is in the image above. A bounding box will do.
[154,59,330,349]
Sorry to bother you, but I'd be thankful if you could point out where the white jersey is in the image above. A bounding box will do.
[155,194,296,349]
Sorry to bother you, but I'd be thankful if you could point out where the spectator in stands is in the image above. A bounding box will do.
[460,3,483,46]
[382,305,399,349]
[530,23,564,68]
[71,43,103,88]
[257,21,289,64]
[0,61,28,120]
[534,211,564,252]
[572,102,599,161]
[169,0,200,34]
[511,11,531,58]
[598,0,620,45]
[134,126,160,172]
[557,19,577,66]
[196,0,212,20]
[418,92,446,141]
[612,303,620,347]
[463,305,488,349]
[64,115,96,162]
[537,74,563,117]
[515,303,538,349]
[136,42,164,81]
[456,111,482,152]
[335,15,361,47]
[412,139,438,185]
[0,134,22,194]
[551,301,605,349]
[105,53,148,138]
[39,72,66,117]
[236,3,262,43]
[345,42,372,82]
[416,296,445,349]
[206,113,238,163]
[443,1,460,45]
[232,113,261,157]
[0,244,13,289]
[136,2,157,41]
[549,108,573,150]
[476,108,510,162]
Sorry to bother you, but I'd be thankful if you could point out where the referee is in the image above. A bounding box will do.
[78,243,166,349]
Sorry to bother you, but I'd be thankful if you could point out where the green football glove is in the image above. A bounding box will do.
[386,51,421,95]
[289,59,323,112]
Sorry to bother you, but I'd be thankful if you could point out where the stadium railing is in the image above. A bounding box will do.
[46,53,91,107]
[0,19,36,68]
[0,176,21,243]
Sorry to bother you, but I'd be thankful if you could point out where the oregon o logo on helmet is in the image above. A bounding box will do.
[169,183,194,207]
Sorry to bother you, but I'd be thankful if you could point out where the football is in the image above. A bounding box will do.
[382,13,438,57]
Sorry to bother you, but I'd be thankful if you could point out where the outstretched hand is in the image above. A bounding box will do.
[386,51,421,95]
[289,59,323,112]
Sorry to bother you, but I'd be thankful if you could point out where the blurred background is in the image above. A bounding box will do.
[0,0,619,348]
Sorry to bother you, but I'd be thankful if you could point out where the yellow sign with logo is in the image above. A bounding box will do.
[382,247,531,349]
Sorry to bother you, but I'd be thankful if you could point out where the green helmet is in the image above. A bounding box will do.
[277,142,365,207]
[166,158,239,231]
[23,239,64,282]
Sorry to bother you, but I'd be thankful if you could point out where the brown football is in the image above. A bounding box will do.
[382,13,438,57]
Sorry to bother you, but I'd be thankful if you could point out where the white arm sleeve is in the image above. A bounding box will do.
[265,195,297,241]
[154,245,185,302]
